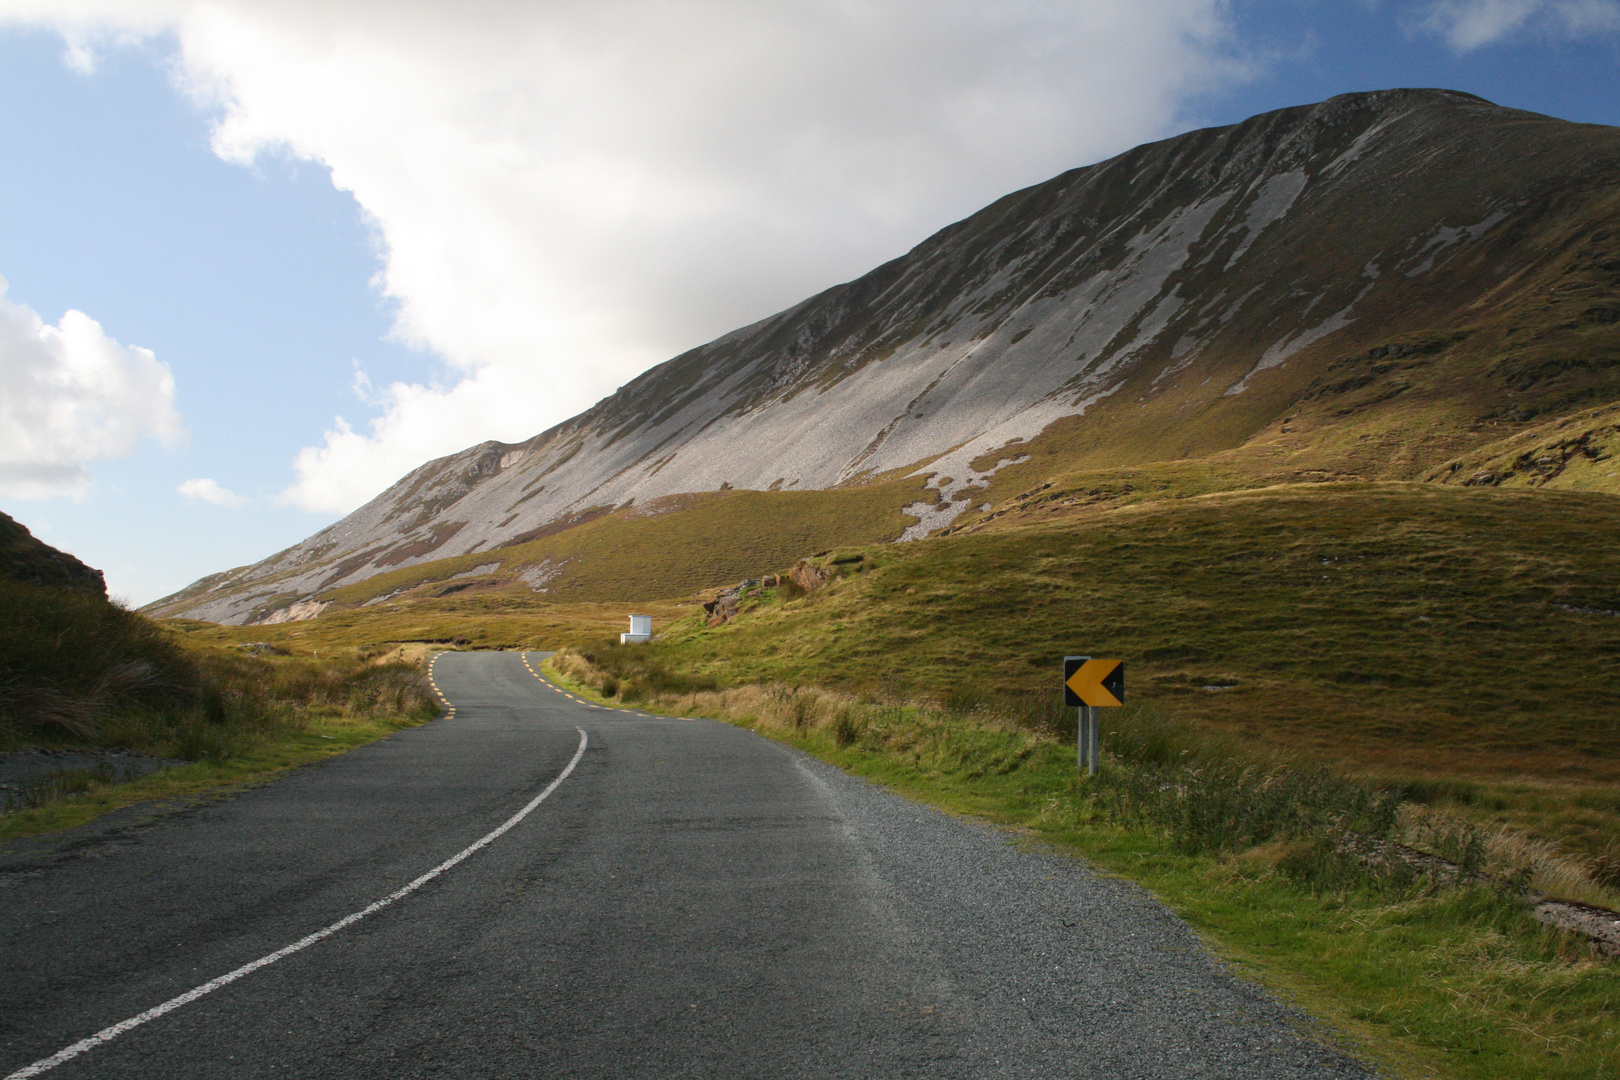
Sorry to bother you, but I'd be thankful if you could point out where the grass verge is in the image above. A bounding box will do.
[0,706,431,843]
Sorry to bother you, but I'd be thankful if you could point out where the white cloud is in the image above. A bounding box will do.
[1412,0,1620,50]
[0,1,1254,512]
[177,476,245,506]
[0,274,184,500]
[60,34,97,74]
[279,360,563,511]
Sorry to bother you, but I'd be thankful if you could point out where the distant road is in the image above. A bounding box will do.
[1,651,1367,1078]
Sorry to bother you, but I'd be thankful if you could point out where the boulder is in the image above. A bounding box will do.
[789,560,832,593]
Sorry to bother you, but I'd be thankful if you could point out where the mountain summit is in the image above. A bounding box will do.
[155,89,1620,623]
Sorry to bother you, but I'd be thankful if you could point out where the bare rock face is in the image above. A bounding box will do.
[149,89,1620,624]
[702,579,760,626]
[257,600,329,625]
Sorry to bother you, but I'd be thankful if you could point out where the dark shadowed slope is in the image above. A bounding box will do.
[0,513,104,594]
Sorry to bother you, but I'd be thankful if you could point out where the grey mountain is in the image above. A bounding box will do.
[151,88,1620,623]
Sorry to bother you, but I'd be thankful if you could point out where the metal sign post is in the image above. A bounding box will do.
[1083,704,1090,772]
[1064,656,1124,776]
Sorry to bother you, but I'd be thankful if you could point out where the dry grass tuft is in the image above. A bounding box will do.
[1398,804,1620,910]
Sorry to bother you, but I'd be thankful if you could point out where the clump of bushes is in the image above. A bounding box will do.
[1079,704,1411,889]
[550,644,719,703]
[1091,706,1403,852]
[0,580,197,744]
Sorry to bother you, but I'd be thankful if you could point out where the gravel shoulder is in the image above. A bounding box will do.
[785,750,1373,1078]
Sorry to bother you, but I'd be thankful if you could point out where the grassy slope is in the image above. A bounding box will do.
[0,511,104,590]
[212,478,1620,859]
[164,599,687,655]
[599,483,1620,860]
[127,476,1620,1079]
[283,479,932,614]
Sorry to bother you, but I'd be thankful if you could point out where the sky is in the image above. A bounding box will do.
[0,1,1618,605]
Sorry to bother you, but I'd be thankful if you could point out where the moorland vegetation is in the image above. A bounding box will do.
[0,514,438,835]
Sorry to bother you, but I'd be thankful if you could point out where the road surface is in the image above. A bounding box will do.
[0,650,1369,1078]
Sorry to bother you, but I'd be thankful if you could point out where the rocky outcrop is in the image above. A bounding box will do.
[255,600,329,625]
[703,580,761,626]
[1425,402,1620,489]
[788,560,833,594]
[703,592,739,627]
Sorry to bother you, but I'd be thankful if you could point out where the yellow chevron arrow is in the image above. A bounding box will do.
[1065,658,1124,707]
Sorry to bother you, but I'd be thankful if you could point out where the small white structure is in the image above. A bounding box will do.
[620,614,653,644]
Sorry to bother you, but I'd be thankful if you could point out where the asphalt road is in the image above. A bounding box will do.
[0,651,1371,1078]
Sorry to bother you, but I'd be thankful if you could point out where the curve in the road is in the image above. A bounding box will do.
[2,650,1374,1079]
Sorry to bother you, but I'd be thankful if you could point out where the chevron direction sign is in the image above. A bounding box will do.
[1064,656,1124,708]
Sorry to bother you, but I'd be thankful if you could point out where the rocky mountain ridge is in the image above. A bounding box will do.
[151,88,1620,624]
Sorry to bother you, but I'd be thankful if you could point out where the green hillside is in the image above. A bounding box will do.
[248,478,932,618]
[535,483,1620,855]
[146,91,1620,627]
